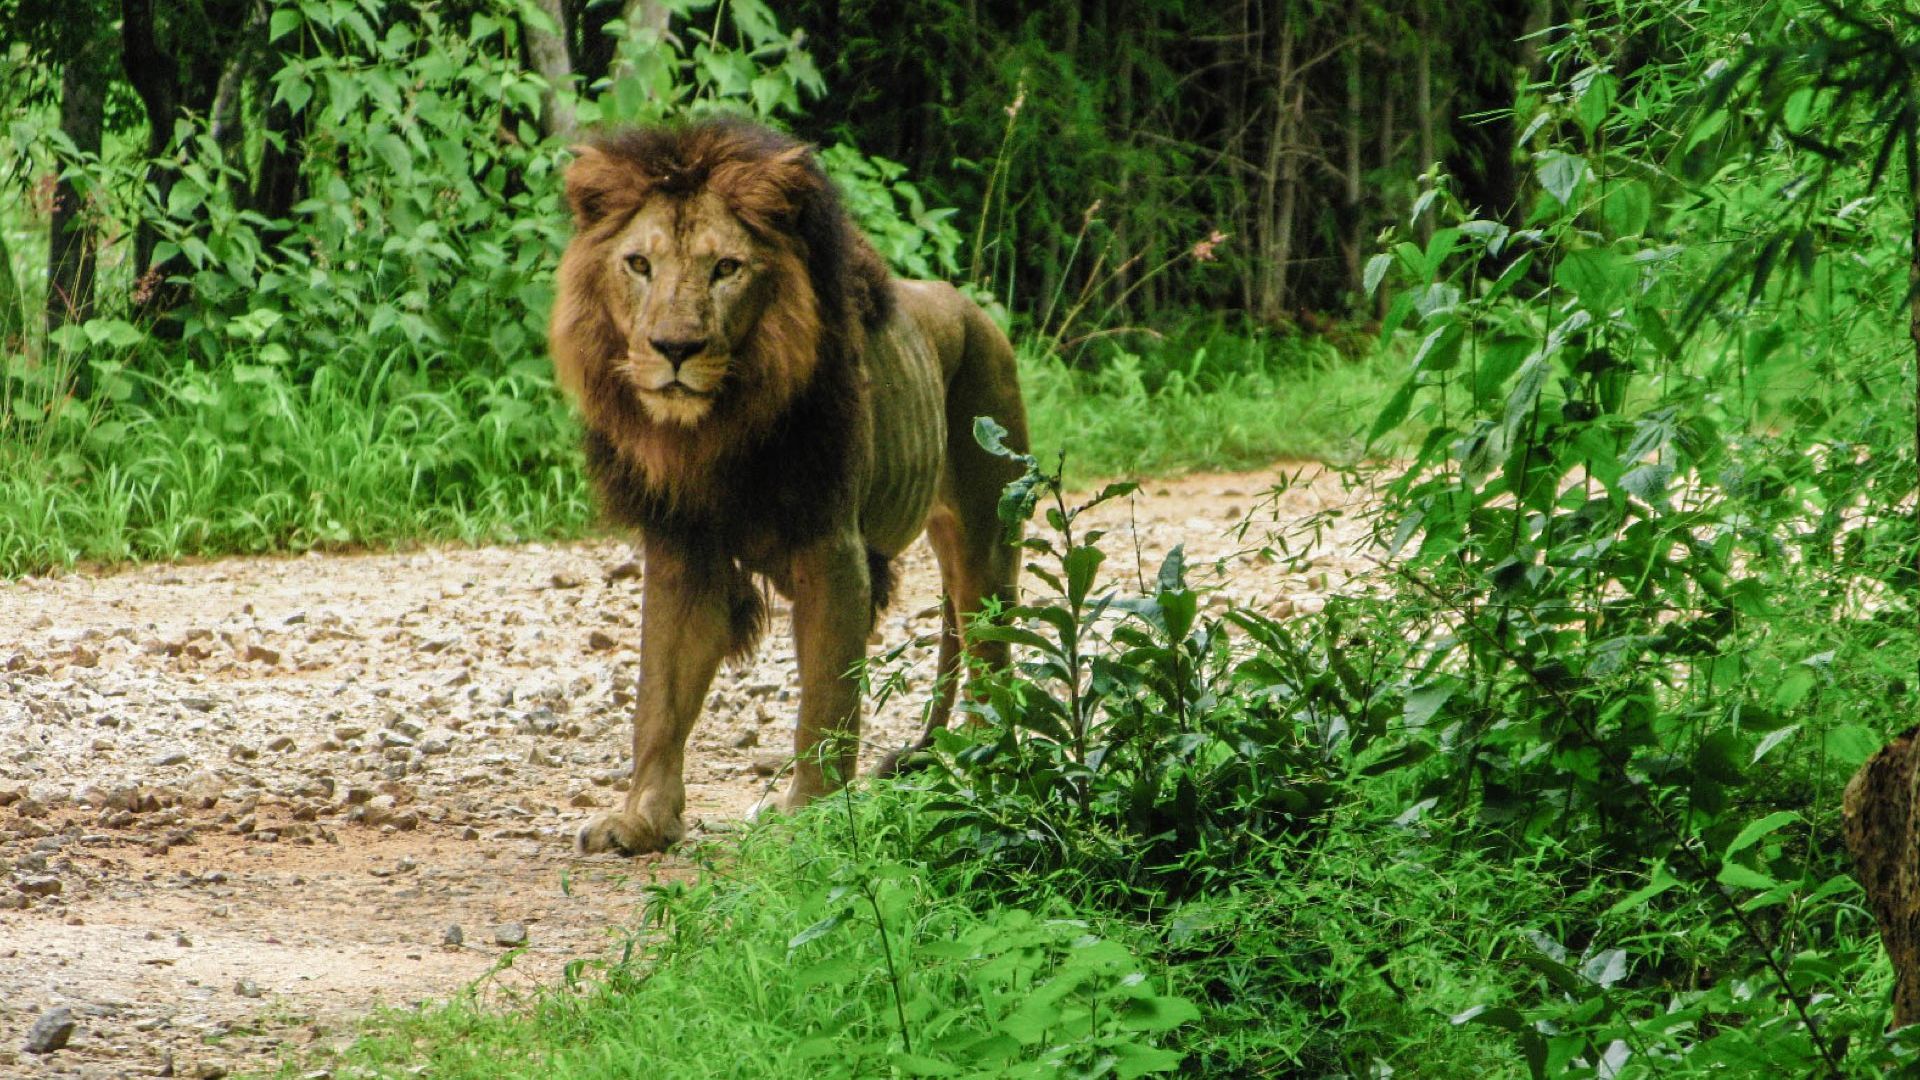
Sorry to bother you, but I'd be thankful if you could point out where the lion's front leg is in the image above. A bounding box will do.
[578,545,732,855]
[759,532,871,815]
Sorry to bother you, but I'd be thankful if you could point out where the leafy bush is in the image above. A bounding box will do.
[1344,4,1918,1073]
[876,421,1349,906]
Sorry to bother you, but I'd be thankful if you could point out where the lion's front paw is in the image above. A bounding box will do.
[575,810,684,855]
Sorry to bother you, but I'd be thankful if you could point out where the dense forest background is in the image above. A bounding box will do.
[5,0,1622,341]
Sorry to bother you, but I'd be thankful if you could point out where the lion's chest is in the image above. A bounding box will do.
[858,315,948,556]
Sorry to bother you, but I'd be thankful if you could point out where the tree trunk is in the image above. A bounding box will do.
[1226,0,1255,316]
[1255,14,1295,325]
[48,38,108,338]
[211,3,267,192]
[1378,70,1395,173]
[1414,0,1435,243]
[1109,0,1135,319]
[1341,0,1364,298]
[121,0,181,297]
[1843,726,1920,1028]
[525,0,577,140]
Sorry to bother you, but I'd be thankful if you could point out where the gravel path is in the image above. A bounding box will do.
[0,465,1374,1077]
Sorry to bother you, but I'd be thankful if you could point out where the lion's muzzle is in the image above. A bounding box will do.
[650,336,707,368]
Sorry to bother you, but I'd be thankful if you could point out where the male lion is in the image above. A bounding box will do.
[549,119,1028,855]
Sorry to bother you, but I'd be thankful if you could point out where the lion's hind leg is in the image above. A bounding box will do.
[872,568,964,778]
[873,476,1019,776]
[873,298,1028,776]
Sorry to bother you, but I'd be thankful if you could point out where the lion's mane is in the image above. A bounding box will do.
[549,120,901,642]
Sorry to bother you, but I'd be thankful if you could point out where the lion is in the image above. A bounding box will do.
[548,119,1029,855]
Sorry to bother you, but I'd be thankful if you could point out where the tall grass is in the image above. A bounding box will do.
[0,328,1396,577]
[0,347,594,575]
[1023,329,1404,482]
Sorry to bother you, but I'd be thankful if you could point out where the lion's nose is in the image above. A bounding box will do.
[650,338,707,369]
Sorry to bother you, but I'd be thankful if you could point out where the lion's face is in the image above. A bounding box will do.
[552,126,844,459]
[601,191,775,427]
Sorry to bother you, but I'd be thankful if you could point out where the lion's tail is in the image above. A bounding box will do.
[866,548,898,619]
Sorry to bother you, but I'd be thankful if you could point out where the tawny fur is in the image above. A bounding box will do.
[548,118,1028,856]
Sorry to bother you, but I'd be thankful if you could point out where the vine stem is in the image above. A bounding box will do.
[839,774,913,1054]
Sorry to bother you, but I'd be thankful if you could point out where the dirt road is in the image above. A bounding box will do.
[0,465,1373,1077]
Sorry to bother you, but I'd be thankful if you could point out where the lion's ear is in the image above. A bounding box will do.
[564,145,644,228]
[713,144,820,226]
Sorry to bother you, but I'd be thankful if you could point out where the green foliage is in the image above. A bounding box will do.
[0,340,589,571]
[818,145,963,282]
[4,2,1913,1077]
[327,789,1199,1079]
[883,427,1344,904]
[1345,3,1917,1073]
[1020,329,1410,483]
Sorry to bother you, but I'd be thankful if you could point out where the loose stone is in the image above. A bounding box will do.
[23,1005,76,1054]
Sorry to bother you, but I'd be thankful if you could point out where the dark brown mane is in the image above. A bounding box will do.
[548,119,898,611]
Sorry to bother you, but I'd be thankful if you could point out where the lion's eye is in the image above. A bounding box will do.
[625,253,651,277]
[712,257,742,281]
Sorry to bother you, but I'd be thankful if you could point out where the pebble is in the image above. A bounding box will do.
[494,922,528,947]
[16,876,62,897]
[234,978,261,998]
[443,924,463,947]
[23,1005,75,1054]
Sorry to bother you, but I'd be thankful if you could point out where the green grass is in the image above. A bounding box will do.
[303,783,1559,1080]
[1023,329,1403,483]
[318,791,1198,1079]
[0,350,596,576]
[0,329,1397,577]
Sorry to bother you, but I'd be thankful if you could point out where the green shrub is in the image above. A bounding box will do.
[877,422,1356,907]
